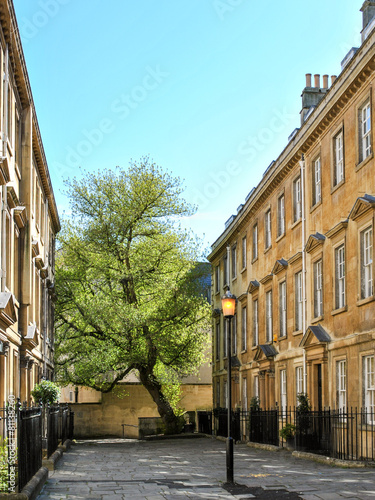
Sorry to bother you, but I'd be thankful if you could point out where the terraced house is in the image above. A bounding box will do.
[208,1,375,416]
[0,0,60,406]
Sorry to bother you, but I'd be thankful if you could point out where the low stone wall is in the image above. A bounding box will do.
[70,383,212,439]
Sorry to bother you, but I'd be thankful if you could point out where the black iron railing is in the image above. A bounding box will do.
[47,405,60,458]
[18,404,43,491]
[197,407,375,462]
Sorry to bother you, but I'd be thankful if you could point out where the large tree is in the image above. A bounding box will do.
[55,158,211,433]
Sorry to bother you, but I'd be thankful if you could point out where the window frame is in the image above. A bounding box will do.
[265,289,273,343]
[277,193,285,238]
[215,321,220,361]
[295,271,303,331]
[296,366,303,405]
[280,369,287,409]
[231,244,237,280]
[335,244,346,309]
[279,280,287,338]
[360,226,373,300]
[241,305,247,352]
[252,223,258,261]
[312,156,321,206]
[215,265,220,294]
[313,258,323,318]
[241,234,247,270]
[363,355,374,423]
[252,298,259,347]
[359,99,372,163]
[265,209,271,250]
[337,359,347,411]
[293,176,302,223]
[333,128,345,187]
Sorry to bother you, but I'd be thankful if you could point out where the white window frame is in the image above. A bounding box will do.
[266,290,273,342]
[253,299,259,346]
[314,259,323,318]
[364,355,374,423]
[335,245,346,309]
[241,306,247,351]
[280,369,287,410]
[254,375,259,399]
[295,271,303,331]
[231,245,237,280]
[296,366,303,405]
[265,210,271,249]
[252,224,258,260]
[279,280,287,337]
[337,359,347,412]
[334,130,344,185]
[361,226,373,299]
[277,194,285,237]
[360,100,371,162]
[242,235,247,270]
[294,176,302,222]
[314,157,321,205]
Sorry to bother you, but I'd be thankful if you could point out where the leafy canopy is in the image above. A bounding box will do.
[55,158,211,414]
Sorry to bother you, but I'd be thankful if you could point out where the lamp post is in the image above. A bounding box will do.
[221,289,236,484]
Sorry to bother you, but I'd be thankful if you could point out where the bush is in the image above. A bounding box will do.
[31,380,60,405]
[279,423,296,440]
[0,439,8,493]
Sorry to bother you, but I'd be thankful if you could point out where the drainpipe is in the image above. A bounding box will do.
[43,199,48,378]
[1,45,9,293]
[299,154,307,394]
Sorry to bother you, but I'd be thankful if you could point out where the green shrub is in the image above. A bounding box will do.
[0,439,8,493]
[31,380,60,405]
[279,423,296,440]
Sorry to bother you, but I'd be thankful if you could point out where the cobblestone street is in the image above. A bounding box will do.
[37,437,375,499]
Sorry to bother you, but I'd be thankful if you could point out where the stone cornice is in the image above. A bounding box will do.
[208,30,375,262]
[325,220,349,239]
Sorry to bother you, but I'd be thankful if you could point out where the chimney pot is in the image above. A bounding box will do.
[322,75,329,89]
[306,73,312,87]
[314,74,320,88]
[331,75,337,85]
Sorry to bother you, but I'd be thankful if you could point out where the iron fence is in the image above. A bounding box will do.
[0,401,75,494]
[197,407,375,462]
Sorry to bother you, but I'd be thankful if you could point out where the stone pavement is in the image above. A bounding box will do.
[37,436,375,499]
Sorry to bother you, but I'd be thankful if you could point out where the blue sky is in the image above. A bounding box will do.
[13,0,360,250]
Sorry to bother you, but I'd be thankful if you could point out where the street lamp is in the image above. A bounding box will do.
[221,289,236,484]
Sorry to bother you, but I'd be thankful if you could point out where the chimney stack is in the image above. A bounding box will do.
[305,73,312,87]
[361,1,375,41]
[300,73,329,125]
[314,74,320,88]
[322,75,329,89]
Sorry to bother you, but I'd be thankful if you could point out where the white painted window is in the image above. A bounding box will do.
[254,375,259,399]
[314,157,321,205]
[335,245,345,309]
[265,210,271,249]
[241,306,247,351]
[295,271,303,331]
[337,359,346,411]
[294,177,302,222]
[334,130,344,185]
[280,369,287,409]
[279,281,287,337]
[364,355,374,423]
[361,227,373,299]
[278,194,285,237]
[253,299,259,346]
[252,224,258,260]
[242,235,247,269]
[360,101,371,161]
[266,290,273,342]
[314,259,323,318]
[296,366,303,405]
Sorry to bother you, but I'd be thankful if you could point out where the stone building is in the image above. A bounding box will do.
[0,0,60,406]
[208,2,375,414]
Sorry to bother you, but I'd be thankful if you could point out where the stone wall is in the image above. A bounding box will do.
[70,383,212,438]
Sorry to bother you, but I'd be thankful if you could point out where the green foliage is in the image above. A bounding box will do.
[55,157,211,430]
[31,380,60,405]
[279,423,296,440]
[0,439,8,492]
[297,393,311,413]
[249,396,260,410]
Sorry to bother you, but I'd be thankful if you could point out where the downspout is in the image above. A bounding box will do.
[1,45,9,293]
[43,199,48,378]
[299,154,307,394]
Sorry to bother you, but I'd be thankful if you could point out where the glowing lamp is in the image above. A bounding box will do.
[221,290,236,318]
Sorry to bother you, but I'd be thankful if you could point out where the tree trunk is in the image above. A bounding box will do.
[138,367,181,434]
